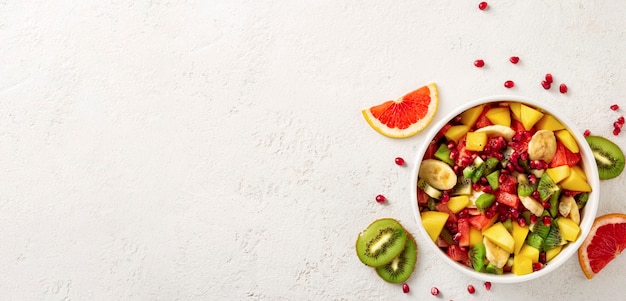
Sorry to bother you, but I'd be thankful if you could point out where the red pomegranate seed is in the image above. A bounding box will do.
[467,284,476,294]
[539,252,547,264]
[530,214,538,224]
[375,195,386,203]
[533,262,544,271]
[583,129,591,137]
[543,215,552,226]
[541,80,551,90]
[395,157,405,166]
[542,201,551,209]
[431,287,440,296]
[545,73,553,84]
[402,283,410,294]
[504,80,515,88]
[474,59,485,67]
[441,193,451,204]
[614,121,623,129]
[613,128,621,136]
[611,104,620,111]
[559,83,568,93]
[478,1,488,10]
[517,216,527,227]
[618,116,625,124]
[509,56,520,64]
[484,281,492,291]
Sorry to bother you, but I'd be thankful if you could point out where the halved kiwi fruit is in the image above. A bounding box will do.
[586,135,625,180]
[375,233,418,283]
[356,218,407,267]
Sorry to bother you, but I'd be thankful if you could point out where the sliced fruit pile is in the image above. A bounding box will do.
[356,218,418,283]
[362,83,438,138]
[578,213,626,279]
[417,101,593,276]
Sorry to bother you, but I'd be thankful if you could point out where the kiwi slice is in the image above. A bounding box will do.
[376,233,418,283]
[486,170,500,190]
[475,193,495,210]
[575,192,589,210]
[525,232,544,250]
[470,242,487,272]
[434,144,454,166]
[485,262,504,275]
[537,173,559,200]
[548,190,561,217]
[356,219,407,267]
[454,176,473,195]
[586,135,625,180]
[542,224,562,251]
[517,174,536,197]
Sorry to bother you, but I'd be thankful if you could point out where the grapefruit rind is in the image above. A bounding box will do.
[362,83,438,138]
[578,213,626,279]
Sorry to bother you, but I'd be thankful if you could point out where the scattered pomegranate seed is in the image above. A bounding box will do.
[478,2,488,10]
[614,122,623,129]
[559,83,568,93]
[543,215,552,226]
[431,287,440,296]
[613,128,621,136]
[484,281,492,291]
[504,80,515,88]
[509,56,520,64]
[545,73,553,84]
[583,129,591,137]
[474,59,485,67]
[402,283,410,293]
[395,157,405,166]
[467,284,476,294]
[541,80,551,90]
[375,195,386,203]
[618,116,625,124]
[611,104,620,111]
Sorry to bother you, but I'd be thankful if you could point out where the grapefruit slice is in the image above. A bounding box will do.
[578,213,626,279]
[362,83,438,138]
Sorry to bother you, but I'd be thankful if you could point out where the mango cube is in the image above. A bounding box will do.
[545,165,571,184]
[571,165,588,181]
[444,125,470,144]
[447,195,470,214]
[557,217,581,242]
[546,245,563,262]
[555,129,580,153]
[518,244,540,262]
[509,102,522,121]
[465,132,488,151]
[512,255,533,276]
[460,104,486,127]
[485,107,511,127]
[482,223,515,254]
[559,168,592,192]
[469,226,483,246]
[421,211,450,242]
[512,220,529,255]
[535,114,565,131]
[520,104,544,131]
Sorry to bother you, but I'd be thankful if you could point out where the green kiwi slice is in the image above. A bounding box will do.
[585,135,625,180]
[375,233,418,283]
[470,242,486,272]
[356,218,407,267]
[537,173,559,200]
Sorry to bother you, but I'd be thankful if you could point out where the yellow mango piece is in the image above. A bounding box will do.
[485,107,511,127]
[482,223,515,254]
[559,169,592,192]
[571,165,587,181]
[535,114,565,131]
[555,129,580,153]
[557,217,581,242]
[518,244,540,262]
[444,125,470,144]
[447,195,470,214]
[509,102,522,121]
[460,104,486,127]
[521,104,544,131]
[545,165,571,184]
[469,226,483,246]
[545,245,563,262]
[512,220,529,255]
[421,211,450,242]
[512,255,533,276]
[465,132,488,151]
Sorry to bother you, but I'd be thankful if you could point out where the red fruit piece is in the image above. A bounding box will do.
[376,195,386,203]
[583,129,591,137]
[611,104,620,111]
[478,2,488,10]
[447,245,470,265]
[417,187,429,205]
[509,56,520,64]
[559,83,568,93]
[474,59,485,67]
[475,105,494,129]
[550,141,581,168]
[484,281,492,291]
[467,284,476,294]
[395,157,405,166]
[469,214,497,230]
[424,140,438,160]
[504,80,515,88]
[541,80,551,90]
[431,287,440,296]
[545,73,554,84]
[402,283,410,293]
[496,191,520,208]
[457,218,470,247]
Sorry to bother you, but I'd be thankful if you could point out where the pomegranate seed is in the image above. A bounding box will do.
[528,174,537,185]
[543,215,552,226]
[532,262,544,271]
[545,73,553,84]
[530,214,538,224]
[478,1,488,10]
[541,80,551,90]
[467,284,476,294]
[542,201,551,209]
[618,116,625,124]
[504,80,515,88]
[614,121,623,129]
[402,283,410,293]
[531,190,541,200]
[517,216,527,227]
[611,104,620,111]
[375,195,386,203]
[441,193,451,204]
[539,252,547,264]
[583,129,591,137]
[431,287,440,296]
[474,59,485,67]
[614,128,621,136]
[395,157,405,166]
[447,141,456,149]
[509,56,520,64]
[484,281,492,291]
[559,83,568,93]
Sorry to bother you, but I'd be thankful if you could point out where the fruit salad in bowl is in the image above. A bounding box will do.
[410,95,599,283]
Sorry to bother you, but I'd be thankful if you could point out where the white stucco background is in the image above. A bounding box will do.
[2,1,626,300]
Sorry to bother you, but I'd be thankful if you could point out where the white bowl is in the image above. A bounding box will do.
[409,95,599,283]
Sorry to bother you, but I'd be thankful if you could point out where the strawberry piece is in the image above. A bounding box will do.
[457,218,470,247]
[436,202,458,223]
[496,190,520,208]
[447,245,470,266]
[423,140,438,160]
[469,214,498,230]
[417,187,430,204]
[550,141,581,167]
[475,106,494,129]
[498,174,518,194]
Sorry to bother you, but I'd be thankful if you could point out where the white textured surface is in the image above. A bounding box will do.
[2,1,626,300]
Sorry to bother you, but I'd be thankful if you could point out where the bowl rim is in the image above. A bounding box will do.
[409,94,600,283]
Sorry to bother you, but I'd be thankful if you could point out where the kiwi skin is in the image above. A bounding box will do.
[585,135,625,180]
[375,233,418,283]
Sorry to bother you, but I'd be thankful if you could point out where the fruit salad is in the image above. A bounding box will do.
[417,101,591,276]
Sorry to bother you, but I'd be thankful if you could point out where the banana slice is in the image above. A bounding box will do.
[528,130,557,163]
[484,237,509,269]
[474,125,516,141]
[519,195,545,217]
[559,196,580,225]
[419,159,458,190]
